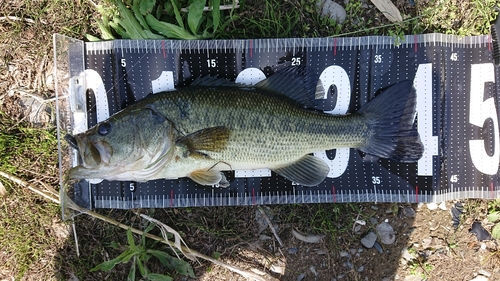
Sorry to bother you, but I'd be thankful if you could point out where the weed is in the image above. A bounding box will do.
[418,0,499,36]
[91,224,195,280]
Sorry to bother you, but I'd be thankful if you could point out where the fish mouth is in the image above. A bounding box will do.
[66,134,113,168]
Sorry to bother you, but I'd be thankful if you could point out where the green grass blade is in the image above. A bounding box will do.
[211,0,220,32]
[187,0,205,35]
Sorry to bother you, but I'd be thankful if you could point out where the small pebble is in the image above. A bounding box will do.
[478,269,491,277]
[371,205,379,210]
[438,201,447,210]
[469,276,489,281]
[288,247,298,254]
[403,207,416,218]
[317,0,347,24]
[369,217,378,225]
[376,222,396,244]
[360,232,377,248]
[310,266,318,276]
[297,273,306,281]
[339,250,350,258]
[427,202,438,210]
[373,241,383,253]
[401,247,414,261]
[357,266,365,272]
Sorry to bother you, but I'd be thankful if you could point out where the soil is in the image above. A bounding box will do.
[0,1,499,281]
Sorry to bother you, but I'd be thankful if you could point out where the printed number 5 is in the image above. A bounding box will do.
[469,63,499,175]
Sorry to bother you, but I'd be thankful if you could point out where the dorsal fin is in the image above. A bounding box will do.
[255,66,323,108]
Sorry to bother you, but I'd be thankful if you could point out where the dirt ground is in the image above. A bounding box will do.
[0,1,499,281]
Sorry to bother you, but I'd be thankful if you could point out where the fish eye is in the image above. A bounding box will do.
[98,122,112,136]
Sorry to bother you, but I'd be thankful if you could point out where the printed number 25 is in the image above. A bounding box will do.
[469,63,499,175]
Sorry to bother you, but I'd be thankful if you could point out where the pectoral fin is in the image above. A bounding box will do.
[177,126,231,158]
[189,169,229,187]
[273,155,329,186]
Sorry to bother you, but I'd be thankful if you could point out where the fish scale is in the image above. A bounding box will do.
[149,86,369,165]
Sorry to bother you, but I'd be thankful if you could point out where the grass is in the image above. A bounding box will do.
[0,111,61,279]
[2,0,500,280]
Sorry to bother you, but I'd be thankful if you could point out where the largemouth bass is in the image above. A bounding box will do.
[67,66,423,187]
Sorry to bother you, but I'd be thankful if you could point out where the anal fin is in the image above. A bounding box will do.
[273,155,329,186]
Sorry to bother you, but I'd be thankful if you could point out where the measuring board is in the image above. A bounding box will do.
[54,33,500,210]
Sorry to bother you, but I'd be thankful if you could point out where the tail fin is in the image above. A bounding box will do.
[357,81,423,162]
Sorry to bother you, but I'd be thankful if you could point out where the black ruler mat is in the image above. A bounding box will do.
[54,34,500,210]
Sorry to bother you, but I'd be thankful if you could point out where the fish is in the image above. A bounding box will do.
[66,66,423,187]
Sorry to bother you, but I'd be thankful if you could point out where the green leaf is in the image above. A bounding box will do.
[212,251,221,259]
[187,0,205,35]
[133,0,151,31]
[127,256,137,281]
[143,29,165,39]
[91,250,133,272]
[211,0,220,32]
[170,0,184,29]
[148,250,195,277]
[109,20,130,39]
[139,0,156,15]
[142,223,156,246]
[96,18,116,40]
[146,14,199,39]
[137,258,148,277]
[127,228,136,248]
[487,212,500,223]
[492,222,500,239]
[113,0,146,39]
[145,273,173,281]
[85,34,103,42]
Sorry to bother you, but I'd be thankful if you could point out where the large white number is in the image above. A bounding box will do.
[414,63,438,176]
[313,65,351,178]
[469,63,499,175]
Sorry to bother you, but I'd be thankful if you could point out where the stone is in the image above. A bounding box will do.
[427,202,438,210]
[339,250,350,258]
[317,0,346,24]
[403,207,416,218]
[376,222,396,244]
[438,201,447,210]
[360,231,377,248]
